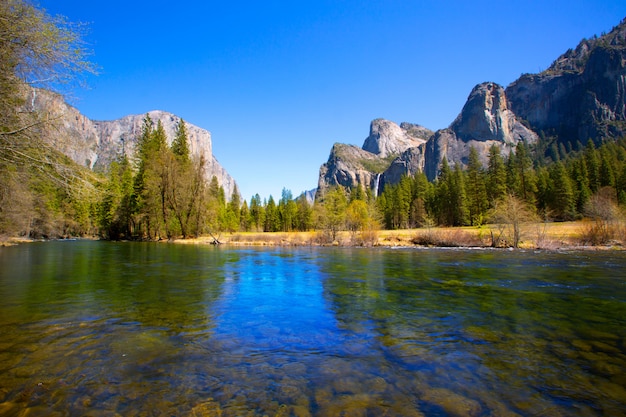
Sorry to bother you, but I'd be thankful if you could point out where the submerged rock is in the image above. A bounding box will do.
[421,387,482,417]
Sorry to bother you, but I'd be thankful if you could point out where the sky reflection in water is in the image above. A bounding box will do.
[0,242,625,416]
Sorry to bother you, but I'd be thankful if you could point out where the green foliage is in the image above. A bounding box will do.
[466,147,488,226]
[171,119,190,163]
[264,195,279,232]
[0,0,99,238]
[373,136,626,233]
[96,115,214,240]
[318,186,348,241]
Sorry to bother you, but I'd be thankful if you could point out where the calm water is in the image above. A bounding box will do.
[0,242,625,417]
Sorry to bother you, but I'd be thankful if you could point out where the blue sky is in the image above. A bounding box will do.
[41,1,625,201]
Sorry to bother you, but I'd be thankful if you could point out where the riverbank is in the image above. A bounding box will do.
[173,221,625,250]
[3,221,622,250]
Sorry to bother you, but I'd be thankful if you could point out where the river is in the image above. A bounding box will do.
[0,241,625,416]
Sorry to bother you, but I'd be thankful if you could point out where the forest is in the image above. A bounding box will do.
[2,0,626,246]
[95,121,626,247]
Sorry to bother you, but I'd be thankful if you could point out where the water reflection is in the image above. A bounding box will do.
[0,243,625,416]
[320,248,626,417]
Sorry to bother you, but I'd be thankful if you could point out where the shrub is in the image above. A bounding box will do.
[412,229,484,247]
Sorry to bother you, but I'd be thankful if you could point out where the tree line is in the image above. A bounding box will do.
[377,139,626,230]
[14,118,626,242]
[97,116,382,242]
[3,1,626,242]
[0,0,97,240]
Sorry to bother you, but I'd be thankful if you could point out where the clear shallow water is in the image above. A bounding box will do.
[0,241,625,417]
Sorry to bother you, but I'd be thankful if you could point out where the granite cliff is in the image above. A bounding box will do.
[317,18,626,197]
[317,119,432,197]
[28,88,236,198]
[506,19,626,145]
[422,82,539,180]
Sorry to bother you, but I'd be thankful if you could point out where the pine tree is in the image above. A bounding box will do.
[571,158,591,213]
[617,164,626,205]
[264,195,279,232]
[278,188,297,232]
[295,194,313,231]
[98,156,134,239]
[350,184,366,202]
[410,172,432,227]
[240,200,250,231]
[599,150,615,188]
[171,118,190,163]
[227,184,242,231]
[249,194,264,231]
[434,159,453,225]
[206,176,225,237]
[451,163,469,226]
[514,142,537,204]
[548,162,575,220]
[486,144,507,204]
[466,147,488,225]
[585,139,601,193]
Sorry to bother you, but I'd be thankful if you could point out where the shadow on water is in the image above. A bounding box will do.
[0,242,625,416]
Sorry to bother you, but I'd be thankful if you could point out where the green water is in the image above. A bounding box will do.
[0,241,625,416]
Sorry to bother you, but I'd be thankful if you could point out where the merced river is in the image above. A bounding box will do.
[0,241,625,416]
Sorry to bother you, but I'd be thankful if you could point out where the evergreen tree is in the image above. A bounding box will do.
[295,194,313,231]
[513,142,537,205]
[570,158,591,213]
[133,115,171,239]
[599,149,616,188]
[486,144,507,204]
[206,176,225,236]
[227,184,242,231]
[585,139,601,193]
[171,118,190,163]
[409,172,433,227]
[264,195,279,232]
[240,200,250,231]
[451,163,469,226]
[278,188,297,232]
[505,149,520,198]
[466,147,488,225]
[617,164,626,205]
[548,162,575,220]
[434,159,453,225]
[350,184,365,202]
[98,156,134,239]
[133,114,154,200]
[249,194,264,231]
[535,166,551,217]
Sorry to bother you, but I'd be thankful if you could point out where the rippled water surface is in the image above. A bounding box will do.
[0,241,625,416]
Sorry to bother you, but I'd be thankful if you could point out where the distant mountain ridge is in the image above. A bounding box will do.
[317,17,626,198]
[28,88,237,198]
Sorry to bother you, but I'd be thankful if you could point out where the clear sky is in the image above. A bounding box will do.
[40,0,625,201]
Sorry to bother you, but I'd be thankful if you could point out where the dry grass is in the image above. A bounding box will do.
[411,228,486,247]
[173,221,626,250]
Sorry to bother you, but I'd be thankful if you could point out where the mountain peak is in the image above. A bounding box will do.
[28,88,237,198]
[450,82,538,145]
[545,17,626,75]
[362,119,432,158]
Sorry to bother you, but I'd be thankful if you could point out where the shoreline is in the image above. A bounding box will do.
[170,221,625,251]
[3,221,624,251]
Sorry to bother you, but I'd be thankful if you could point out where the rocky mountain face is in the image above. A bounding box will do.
[506,20,626,145]
[317,18,626,197]
[317,120,432,197]
[423,82,539,180]
[362,119,432,158]
[28,88,236,198]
